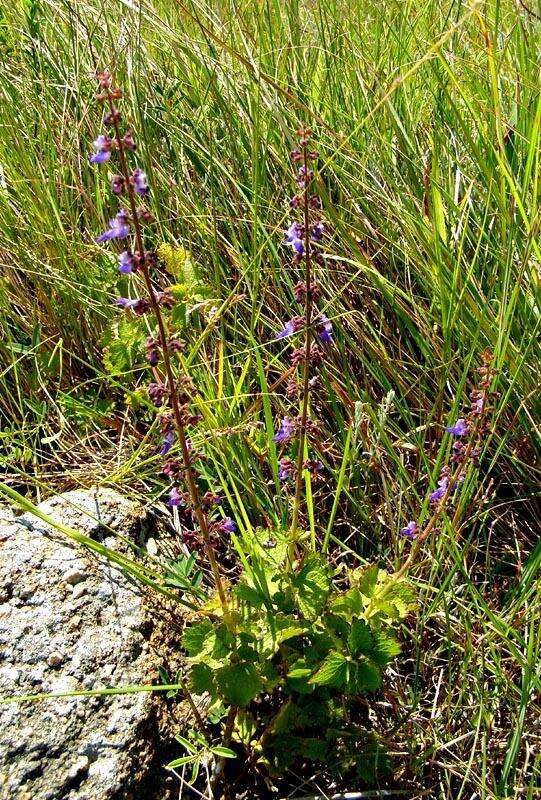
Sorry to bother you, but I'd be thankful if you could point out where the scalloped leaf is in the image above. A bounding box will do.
[188,663,216,695]
[350,659,382,693]
[309,650,348,688]
[292,553,331,620]
[371,631,402,665]
[348,620,373,657]
[216,663,263,707]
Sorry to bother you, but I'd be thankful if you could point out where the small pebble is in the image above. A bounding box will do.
[63,567,86,586]
[71,584,86,600]
[46,652,64,668]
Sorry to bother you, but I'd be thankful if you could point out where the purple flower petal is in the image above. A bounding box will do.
[111,175,125,195]
[429,477,449,504]
[168,487,183,507]
[96,210,130,244]
[400,521,418,538]
[131,167,149,197]
[278,458,294,481]
[276,316,305,340]
[90,150,111,164]
[115,297,138,309]
[220,517,236,534]
[90,134,113,165]
[316,314,333,344]
[445,418,468,437]
[93,134,111,150]
[276,320,295,340]
[273,417,294,444]
[118,251,135,274]
[160,431,174,456]
[311,221,324,242]
[285,221,304,255]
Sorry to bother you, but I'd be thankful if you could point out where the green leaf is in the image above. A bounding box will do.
[372,581,415,620]
[183,621,235,668]
[330,588,364,619]
[309,651,348,688]
[102,319,146,376]
[371,631,401,665]
[301,738,328,760]
[260,661,281,692]
[234,582,267,605]
[216,663,263,706]
[292,554,331,620]
[211,746,236,759]
[287,665,313,679]
[348,620,373,656]
[182,620,214,657]
[188,663,216,695]
[166,755,195,769]
[175,734,194,752]
[260,613,307,656]
[351,659,382,693]
[171,301,186,328]
[271,700,299,734]
[357,564,379,598]
[233,710,258,746]
[285,658,313,694]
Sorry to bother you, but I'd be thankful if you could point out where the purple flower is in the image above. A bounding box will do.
[219,517,236,534]
[118,251,135,273]
[168,487,183,507]
[118,250,135,275]
[90,150,111,165]
[429,476,449,504]
[122,131,136,151]
[311,221,324,242]
[273,417,295,444]
[473,397,484,413]
[316,313,333,344]
[95,210,130,243]
[285,221,304,256]
[445,418,468,437]
[276,316,303,340]
[115,297,139,309]
[160,431,174,456]
[111,175,125,195]
[131,167,149,197]
[90,134,112,164]
[400,521,418,538]
[278,458,295,481]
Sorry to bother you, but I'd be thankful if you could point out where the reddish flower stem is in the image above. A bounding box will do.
[289,141,314,552]
[104,91,229,613]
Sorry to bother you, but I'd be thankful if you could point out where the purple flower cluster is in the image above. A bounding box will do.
[269,127,334,497]
[90,69,237,555]
[400,350,497,539]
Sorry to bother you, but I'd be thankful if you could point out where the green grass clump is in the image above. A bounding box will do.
[0,0,539,797]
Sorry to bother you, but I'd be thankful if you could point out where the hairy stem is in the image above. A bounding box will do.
[105,93,228,613]
[289,141,314,554]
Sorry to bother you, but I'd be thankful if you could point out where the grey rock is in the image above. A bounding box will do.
[0,489,157,800]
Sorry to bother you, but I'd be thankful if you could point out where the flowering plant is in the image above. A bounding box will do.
[167,127,414,786]
[89,77,496,792]
[90,69,230,617]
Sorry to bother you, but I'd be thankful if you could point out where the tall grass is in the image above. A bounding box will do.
[0,0,539,797]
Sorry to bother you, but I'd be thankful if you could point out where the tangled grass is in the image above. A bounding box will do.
[0,0,539,797]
